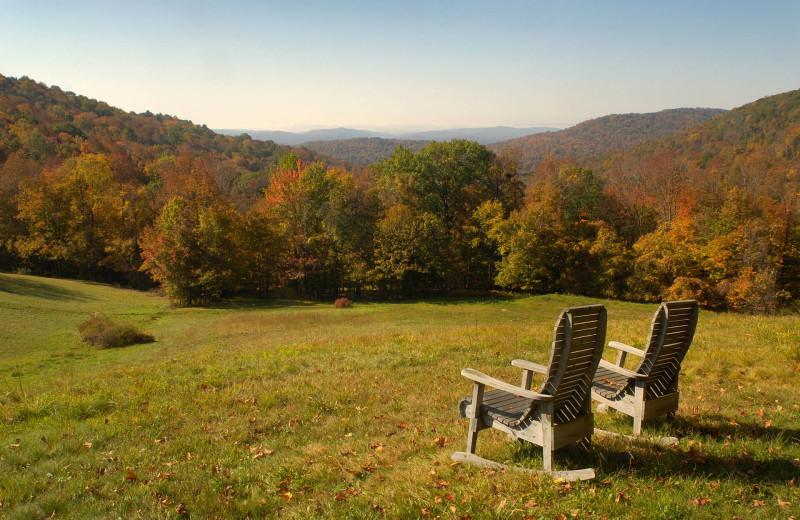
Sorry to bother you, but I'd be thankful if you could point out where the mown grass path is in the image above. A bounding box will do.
[1,273,799,519]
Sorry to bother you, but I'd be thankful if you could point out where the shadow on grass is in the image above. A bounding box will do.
[670,413,800,444]
[505,434,800,484]
[600,412,800,447]
[496,411,800,484]
[0,274,88,302]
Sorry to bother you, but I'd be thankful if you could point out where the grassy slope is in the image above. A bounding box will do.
[1,274,798,519]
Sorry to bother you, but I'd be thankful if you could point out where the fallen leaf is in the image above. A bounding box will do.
[432,436,448,447]
[253,449,273,459]
[125,471,137,482]
[83,442,92,449]
[777,498,791,507]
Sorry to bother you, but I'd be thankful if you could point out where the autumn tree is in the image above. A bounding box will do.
[16,154,118,279]
[141,172,242,305]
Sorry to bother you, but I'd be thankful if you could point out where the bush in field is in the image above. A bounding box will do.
[78,315,155,349]
[334,297,352,308]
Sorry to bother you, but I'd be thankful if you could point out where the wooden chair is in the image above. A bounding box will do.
[592,300,699,441]
[453,305,606,481]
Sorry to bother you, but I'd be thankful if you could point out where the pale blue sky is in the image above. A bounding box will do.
[2,1,799,131]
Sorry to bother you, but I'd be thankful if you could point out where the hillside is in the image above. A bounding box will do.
[591,88,800,170]
[2,272,799,518]
[490,108,726,171]
[0,74,343,200]
[302,137,430,165]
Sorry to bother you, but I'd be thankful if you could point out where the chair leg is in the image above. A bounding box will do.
[466,419,480,454]
[632,414,643,436]
[541,402,553,471]
[542,442,553,471]
[633,380,645,436]
[465,382,485,454]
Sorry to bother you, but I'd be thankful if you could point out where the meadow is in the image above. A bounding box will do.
[1,272,799,519]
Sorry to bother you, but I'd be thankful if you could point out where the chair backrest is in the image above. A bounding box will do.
[635,300,699,399]
[541,305,607,424]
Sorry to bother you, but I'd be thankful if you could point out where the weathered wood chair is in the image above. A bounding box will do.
[453,305,606,481]
[591,300,699,442]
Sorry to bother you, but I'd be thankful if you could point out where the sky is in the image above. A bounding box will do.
[2,1,799,132]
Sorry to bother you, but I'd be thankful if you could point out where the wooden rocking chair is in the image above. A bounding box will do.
[454,305,606,481]
[592,300,699,444]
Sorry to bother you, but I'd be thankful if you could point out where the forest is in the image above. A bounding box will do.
[1,74,798,312]
[490,108,727,171]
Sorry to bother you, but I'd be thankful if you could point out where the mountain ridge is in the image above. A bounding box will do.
[215,125,559,146]
[489,107,727,171]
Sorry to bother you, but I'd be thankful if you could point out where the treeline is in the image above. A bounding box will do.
[1,75,798,312]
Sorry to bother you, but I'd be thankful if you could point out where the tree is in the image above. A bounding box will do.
[371,205,448,297]
[16,153,117,279]
[141,173,242,305]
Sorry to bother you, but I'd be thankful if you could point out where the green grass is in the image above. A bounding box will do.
[1,273,799,519]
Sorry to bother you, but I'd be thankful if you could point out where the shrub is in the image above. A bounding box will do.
[334,297,352,309]
[717,268,780,314]
[664,277,725,309]
[78,315,155,349]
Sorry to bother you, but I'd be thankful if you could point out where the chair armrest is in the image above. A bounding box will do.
[510,359,548,374]
[608,341,646,358]
[461,368,553,401]
[598,359,646,380]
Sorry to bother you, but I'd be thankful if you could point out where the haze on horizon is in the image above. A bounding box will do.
[2,0,799,132]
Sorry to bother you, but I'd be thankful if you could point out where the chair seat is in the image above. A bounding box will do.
[592,365,630,400]
[459,389,536,427]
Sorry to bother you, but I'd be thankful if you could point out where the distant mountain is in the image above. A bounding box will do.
[215,127,395,145]
[302,138,430,165]
[395,126,558,144]
[490,108,727,171]
[215,125,558,147]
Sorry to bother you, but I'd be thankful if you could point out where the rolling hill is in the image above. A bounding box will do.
[589,88,800,171]
[301,137,430,165]
[489,108,727,171]
[0,74,352,204]
[215,125,558,147]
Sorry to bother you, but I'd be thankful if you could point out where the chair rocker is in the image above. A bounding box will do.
[592,300,699,446]
[453,305,607,481]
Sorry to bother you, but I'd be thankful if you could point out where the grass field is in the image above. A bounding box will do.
[1,272,799,519]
